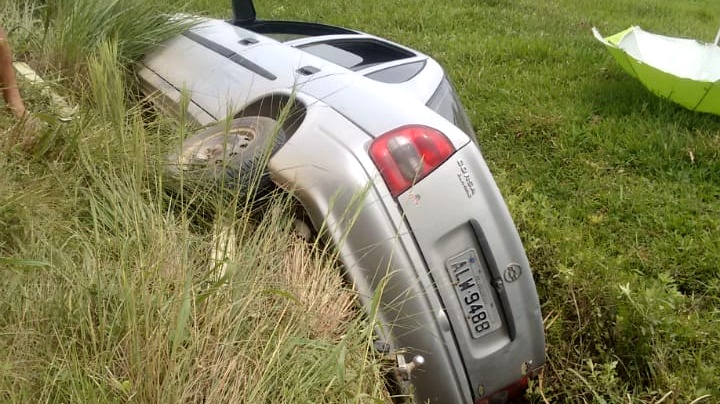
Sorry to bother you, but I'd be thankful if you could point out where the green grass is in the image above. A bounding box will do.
[2,0,720,403]
[1,1,387,403]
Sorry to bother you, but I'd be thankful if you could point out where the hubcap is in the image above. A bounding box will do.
[179,127,255,170]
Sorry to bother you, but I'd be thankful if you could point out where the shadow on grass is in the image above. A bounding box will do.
[583,69,720,129]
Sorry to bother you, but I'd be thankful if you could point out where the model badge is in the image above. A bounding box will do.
[503,263,522,283]
[456,159,477,198]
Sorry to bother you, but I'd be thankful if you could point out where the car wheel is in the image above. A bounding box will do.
[166,116,286,197]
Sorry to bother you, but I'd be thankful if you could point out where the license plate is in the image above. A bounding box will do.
[446,249,501,338]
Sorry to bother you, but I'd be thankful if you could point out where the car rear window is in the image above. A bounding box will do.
[426,77,475,137]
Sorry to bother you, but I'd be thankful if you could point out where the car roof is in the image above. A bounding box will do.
[142,17,464,138]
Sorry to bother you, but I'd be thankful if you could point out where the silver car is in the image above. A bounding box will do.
[137,1,545,402]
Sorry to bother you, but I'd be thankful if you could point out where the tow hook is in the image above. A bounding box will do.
[396,354,425,381]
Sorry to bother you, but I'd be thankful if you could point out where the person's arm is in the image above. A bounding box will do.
[0,26,27,118]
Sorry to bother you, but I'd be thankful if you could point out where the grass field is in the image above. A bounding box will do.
[2,0,720,403]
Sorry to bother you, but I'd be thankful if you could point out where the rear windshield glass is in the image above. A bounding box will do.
[426,77,475,137]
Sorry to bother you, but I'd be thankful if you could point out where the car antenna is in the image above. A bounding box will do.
[231,0,257,25]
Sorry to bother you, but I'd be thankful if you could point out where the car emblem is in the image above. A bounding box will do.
[503,263,522,283]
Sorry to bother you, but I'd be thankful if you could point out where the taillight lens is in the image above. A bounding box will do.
[369,125,455,198]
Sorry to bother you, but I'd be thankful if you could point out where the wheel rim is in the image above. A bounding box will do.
[177,127,256,170]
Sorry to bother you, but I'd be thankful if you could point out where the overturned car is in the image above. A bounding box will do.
[137,1,545,402]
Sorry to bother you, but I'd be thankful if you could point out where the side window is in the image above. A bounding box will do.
[365,60,426,83]
[299,43,363,69]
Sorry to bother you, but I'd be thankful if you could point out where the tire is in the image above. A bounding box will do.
[166,116,286,198]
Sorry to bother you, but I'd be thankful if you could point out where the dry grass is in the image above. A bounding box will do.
[0,2,387,401]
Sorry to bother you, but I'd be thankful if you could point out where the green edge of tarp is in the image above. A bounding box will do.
[594,26,720,115]
[604,26,636,47]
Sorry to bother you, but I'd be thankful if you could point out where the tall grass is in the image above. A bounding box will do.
[40,0,193,71]
[1,1,386,403]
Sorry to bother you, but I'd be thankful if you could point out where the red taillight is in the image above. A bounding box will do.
[474,377,528,404]
[368,125,455,198]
